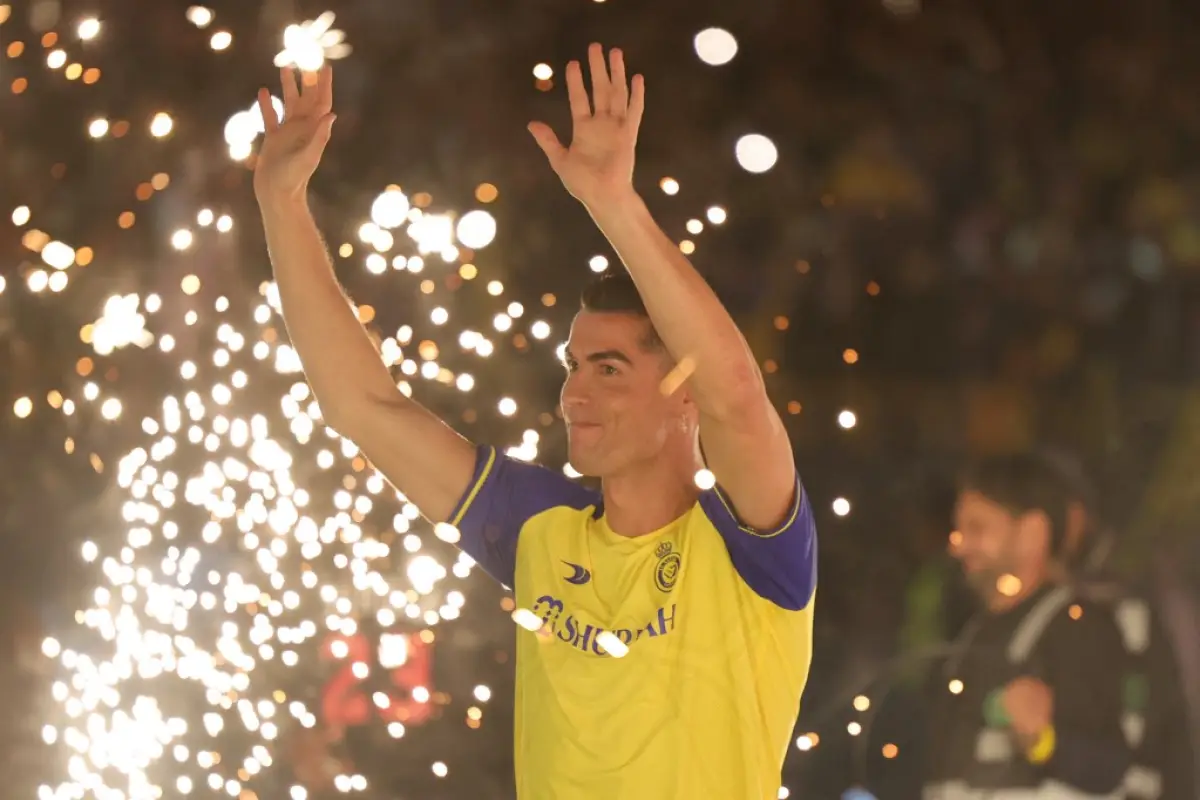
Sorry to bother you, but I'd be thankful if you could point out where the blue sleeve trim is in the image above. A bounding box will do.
[445,444,598,589]
[710,479,807,538]
[448,444,498,528]
[698,473,818,611]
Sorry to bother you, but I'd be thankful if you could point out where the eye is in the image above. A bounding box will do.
[600,363,620,376]
[563,359,578,372]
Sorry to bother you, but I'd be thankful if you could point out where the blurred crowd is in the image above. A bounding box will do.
[2,0,1200,796]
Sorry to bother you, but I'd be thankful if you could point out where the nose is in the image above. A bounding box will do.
[560,371,589,412]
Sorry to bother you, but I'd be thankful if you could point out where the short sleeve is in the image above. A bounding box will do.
[697,473,817,611]
[446,444,600,589]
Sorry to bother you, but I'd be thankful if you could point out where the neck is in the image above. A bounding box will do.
[601,453,701,538]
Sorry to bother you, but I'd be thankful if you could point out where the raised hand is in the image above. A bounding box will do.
[528,43,645,208]
[253,65,335,202]
[1002,676,1054,741]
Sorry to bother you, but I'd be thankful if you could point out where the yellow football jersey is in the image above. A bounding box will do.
[449,444,817,799]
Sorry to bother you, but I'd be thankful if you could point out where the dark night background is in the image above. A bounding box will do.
[2,0,1199,797]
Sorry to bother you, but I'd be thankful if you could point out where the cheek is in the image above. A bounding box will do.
[615,402,670,446]
[987,533,1013,559]
[968,531,1002,560]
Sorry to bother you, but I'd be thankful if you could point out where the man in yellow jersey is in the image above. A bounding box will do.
[253,44,815,800]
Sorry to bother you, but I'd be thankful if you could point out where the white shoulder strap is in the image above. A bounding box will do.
[1007,585,1075,664]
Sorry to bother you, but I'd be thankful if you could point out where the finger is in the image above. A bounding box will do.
[528,122,568,169]
[257,88,279,132]
[608,48,629,116]
[627,74,645,136]
[280,67,300,118]
[316,64,333,115]
[587,43,611,114]
[564,61,591,120]
[297,68,320,114]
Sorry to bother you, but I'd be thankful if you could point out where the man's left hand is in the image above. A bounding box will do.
[528,43,645,208]
[1002,676,1054,740]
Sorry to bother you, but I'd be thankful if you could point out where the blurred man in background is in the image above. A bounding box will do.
[923,453,1130,800]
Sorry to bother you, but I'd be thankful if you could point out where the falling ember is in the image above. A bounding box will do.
[659,355,696,396]
[512,608,543,632]
[594,631,629,658]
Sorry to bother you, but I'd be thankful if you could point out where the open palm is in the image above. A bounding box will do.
[253,65,335,202]
[529,44,645,207]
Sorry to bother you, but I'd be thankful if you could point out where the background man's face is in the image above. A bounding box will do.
[953,490,1049,598]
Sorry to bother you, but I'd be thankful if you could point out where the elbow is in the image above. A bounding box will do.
[313,377,405,438]
[316,391,386,441]
[316,399,359,440]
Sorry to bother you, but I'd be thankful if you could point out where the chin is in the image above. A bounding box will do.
[566,447,602,478]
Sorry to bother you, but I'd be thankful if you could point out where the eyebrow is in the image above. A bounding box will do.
[562,348,634,365]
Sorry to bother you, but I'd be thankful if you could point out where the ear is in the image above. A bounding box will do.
[680,389,700,432]
[1017,509,1053,557]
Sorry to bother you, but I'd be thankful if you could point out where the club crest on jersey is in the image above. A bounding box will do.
[654,541,681,593]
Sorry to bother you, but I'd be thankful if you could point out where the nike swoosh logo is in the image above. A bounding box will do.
[563,561,591,585]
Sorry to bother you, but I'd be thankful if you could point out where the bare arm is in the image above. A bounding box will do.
[258,197,476,523]
[254,66,475,524]
[587,192,796,532]
[529,45,795,531]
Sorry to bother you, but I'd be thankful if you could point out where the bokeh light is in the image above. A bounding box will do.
[735,134,778,173]
[693,28,738,66]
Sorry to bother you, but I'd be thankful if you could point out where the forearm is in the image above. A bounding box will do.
[587,190,761,415]
[258,193,400,425]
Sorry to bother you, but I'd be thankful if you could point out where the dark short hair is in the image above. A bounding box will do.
[958,452,1079,554]
[579,271,662,350]
[1038,448,1097,515]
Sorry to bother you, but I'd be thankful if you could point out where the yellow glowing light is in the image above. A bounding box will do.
[34,161,574,795]
[997,574,1023,597]
[274,11,350,71]
[186,6,214,27]
[77,18,101,40]
[150,112,174,138]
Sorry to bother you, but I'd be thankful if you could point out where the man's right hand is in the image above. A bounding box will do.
[254,65,335,203]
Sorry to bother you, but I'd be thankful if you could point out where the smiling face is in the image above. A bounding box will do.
[953,489,1051,599]
[560,310,692,479]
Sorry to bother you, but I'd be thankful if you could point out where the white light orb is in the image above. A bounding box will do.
[41,241,76,270]
[371,190,411,230]
[224,110,258,146]
[455,210,497,249]
[694,28,738,66]
[735,134,778,174]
